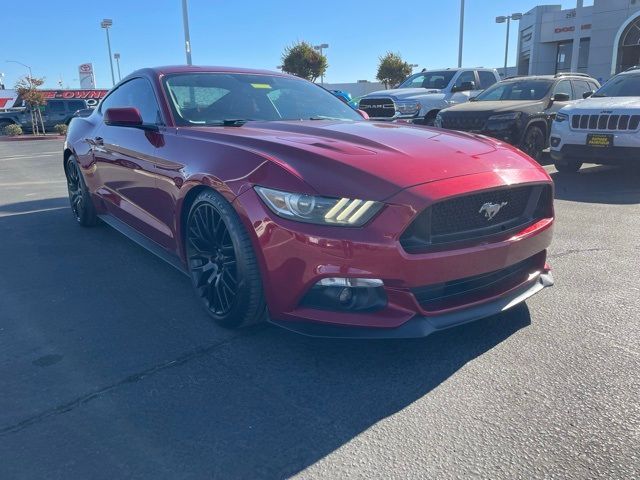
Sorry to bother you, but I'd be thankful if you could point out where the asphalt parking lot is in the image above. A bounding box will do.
[0,139,638,479]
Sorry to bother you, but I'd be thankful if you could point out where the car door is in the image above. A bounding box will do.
[91,77,174,248]
[42,100,67,129]
[448,70,478,105]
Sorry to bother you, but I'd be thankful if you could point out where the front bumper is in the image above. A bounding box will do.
[235,171,554,338]
[271,271,553,338]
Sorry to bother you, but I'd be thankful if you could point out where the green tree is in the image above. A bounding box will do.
[281,41,328,82]
[376,52,413,89]
[15,76,46,134]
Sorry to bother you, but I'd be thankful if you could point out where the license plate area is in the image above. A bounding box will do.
[587,133,613,148]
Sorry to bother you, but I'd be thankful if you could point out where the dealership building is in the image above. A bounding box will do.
[517,0,640,82]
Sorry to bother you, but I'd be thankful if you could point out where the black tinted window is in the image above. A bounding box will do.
[478,71,498,89]
[67,100,86,112]
[100,78,161,124]
[475,79,553,101]
[553,80,573,99]
[572,80,592,98]
[46,101,65,113]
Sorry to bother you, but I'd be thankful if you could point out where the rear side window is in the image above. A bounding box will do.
[46,101,65,113]
[478,71,498,89]
[67,100,86,112]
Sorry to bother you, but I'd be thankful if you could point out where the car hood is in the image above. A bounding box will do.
[561,96,640,112]
[442,100,544,114]
[364,88,443,100]
[184,120,541,201]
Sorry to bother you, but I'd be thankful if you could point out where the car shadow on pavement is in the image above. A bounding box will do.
[0,198,532,479]
[551,164,640,204]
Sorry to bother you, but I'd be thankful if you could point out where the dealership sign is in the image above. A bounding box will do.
[0,89,108,109]
[78,63,96,89]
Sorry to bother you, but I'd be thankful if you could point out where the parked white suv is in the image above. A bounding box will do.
[550,68,640,172]
[358,68,501,125]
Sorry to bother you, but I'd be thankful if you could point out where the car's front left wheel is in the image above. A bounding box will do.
[520,125,545,161]
[186,190,266,328]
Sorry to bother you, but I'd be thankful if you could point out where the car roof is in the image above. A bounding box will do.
[151,65,287,77]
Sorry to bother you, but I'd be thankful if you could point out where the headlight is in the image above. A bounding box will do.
[487,112,521,122]
[254,186,383,227]
[434,113,443,128]
[554,112,569,123]
[396,101,421,116]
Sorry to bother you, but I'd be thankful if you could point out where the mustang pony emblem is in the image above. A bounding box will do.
[479,201,508,221]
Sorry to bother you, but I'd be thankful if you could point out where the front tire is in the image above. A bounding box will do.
[520,125,545,161]
[186,190,266,328]
[554,159,583,173]
[64,155,97,226]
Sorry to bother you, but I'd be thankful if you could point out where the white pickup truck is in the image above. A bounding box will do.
[358,68,501,125]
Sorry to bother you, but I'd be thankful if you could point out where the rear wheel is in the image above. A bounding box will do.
[186,190,266,328]
[520,125,546,161]
[64,155,97,226]
[554,159,583,173]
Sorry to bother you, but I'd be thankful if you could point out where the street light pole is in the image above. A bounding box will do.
[114,53,122,81]
[458,0,465,67]
[6,60,33,80]
[182,0,193,65]
[496,13,522,78]
[313,43,329,84]
[100,19,116,86]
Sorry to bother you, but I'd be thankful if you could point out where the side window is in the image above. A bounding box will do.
[46,101,65,113]
[67,100,86,112]
[453,70,477,90]
[100,78,162,124]
[478,71,498,89]
[572,80,592,99]
[553,80,573,99]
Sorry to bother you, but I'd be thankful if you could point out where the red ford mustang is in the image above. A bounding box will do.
[63,66,554,338]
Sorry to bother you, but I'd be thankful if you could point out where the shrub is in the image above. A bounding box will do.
[54,124,68,136]
[3,124,23,136]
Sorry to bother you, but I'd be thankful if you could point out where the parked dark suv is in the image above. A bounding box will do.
[434,73,600,160]
[0,98,89,133]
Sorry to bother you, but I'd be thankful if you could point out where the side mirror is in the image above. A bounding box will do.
[104,107,143,127]
[583,91,594,99]
[452,81,476,93]
[551,92,571,103]
[74,108,93,118]
[357,109,370,120]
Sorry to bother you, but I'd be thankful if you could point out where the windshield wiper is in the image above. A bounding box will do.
[309,116,348,121]
[221,119,249,126]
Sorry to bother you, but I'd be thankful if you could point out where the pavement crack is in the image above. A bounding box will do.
[0,325,266,437]
[549,247,610,259]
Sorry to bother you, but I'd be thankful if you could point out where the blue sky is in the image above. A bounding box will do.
[1,0,591,89]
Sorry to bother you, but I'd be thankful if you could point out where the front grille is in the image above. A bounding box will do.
[411,252,545,311]
[440,113,489,131]
[400,184,552,252]
[571,113,640,131]
[358,97,395,118]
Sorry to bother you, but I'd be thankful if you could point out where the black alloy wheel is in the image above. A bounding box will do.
[65,155,97,226]
[520,125,546,161]
[186,190,266,328]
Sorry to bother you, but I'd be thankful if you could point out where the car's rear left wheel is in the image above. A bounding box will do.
[186,190,266,328]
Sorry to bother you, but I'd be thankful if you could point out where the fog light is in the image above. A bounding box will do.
[300,277,387,312]
[550,136,561,147]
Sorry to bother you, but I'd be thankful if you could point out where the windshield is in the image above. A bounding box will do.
[398,71,456,89]
[474,79,553,101]
[593,74,640,97]
[163,73,362,126]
